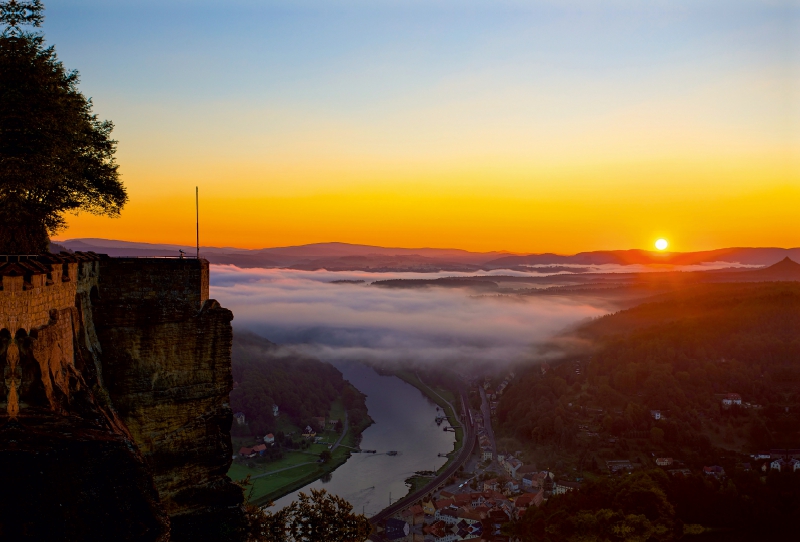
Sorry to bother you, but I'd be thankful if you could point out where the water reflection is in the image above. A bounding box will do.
[271,361,455,517]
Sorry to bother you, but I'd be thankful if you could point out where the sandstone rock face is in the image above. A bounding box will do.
[1,255,170,541]
[0,255,243,540]
[93,258,243,540]
[0,413,171,540]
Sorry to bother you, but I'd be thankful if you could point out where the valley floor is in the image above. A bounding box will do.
[228,398,371,506]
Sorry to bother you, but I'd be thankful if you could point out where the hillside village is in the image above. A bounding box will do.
[376,351,800,541]
[382,457,565,541]
[375,371,582,542]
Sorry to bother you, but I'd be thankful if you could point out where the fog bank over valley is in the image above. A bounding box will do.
[210,266,610,370]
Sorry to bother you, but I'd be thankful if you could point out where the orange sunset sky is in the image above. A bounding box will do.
[48,1,798,254]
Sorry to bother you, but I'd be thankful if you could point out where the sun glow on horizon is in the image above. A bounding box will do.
[655,239,669,251]
[48,2,798,253]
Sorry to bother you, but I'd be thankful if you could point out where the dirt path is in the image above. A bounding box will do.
[331,411,349,451]
[251,462,318,480]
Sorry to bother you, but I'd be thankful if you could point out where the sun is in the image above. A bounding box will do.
[655,239,668,251]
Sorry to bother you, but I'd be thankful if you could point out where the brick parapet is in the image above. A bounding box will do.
[0,255,208,333]
[0,255,101,333]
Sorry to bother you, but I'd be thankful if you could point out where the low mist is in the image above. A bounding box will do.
[210,266,610,371]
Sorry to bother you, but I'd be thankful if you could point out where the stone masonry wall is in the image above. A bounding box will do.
[0,262,79,332]
[0,260,102,416]
[92,258,243,539]
[0,256,171,541]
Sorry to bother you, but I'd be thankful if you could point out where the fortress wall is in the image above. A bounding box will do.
[92,258,242,537]
[0,263,77,332]
[93,258,209,324]
[0,255,172,540]
[0,259,101,414]
[0,256,241,539]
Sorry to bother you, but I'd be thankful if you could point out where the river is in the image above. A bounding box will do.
[271,361,456,517]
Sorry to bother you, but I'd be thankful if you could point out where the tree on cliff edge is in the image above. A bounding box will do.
[0,1,126,254]
[240,486,371,542]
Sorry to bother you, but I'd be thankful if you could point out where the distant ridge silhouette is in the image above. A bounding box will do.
[56,238,800,272]
[735,257,800,281]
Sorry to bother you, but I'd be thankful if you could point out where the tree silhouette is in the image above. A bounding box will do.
[0,1,126,253]
[240,486,371,542]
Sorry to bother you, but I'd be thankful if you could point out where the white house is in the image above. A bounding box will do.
[482,447,493,461]
[522,473,536,489]
[263,433,275,445]
[553,481,580,495]
[770,459,787,471]
[504,457,523,479]
[790,459,800,472]
[650,410,661,420]
[504,480,520,494]
[471,494,487,508]
[436,508,460,525]
[722,393,742,406]
[272,404,279,417]
[233,412,246,426]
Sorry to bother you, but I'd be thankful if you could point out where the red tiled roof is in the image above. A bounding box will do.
[515,493,536,507]
[424,520,447,538]
[458,508,482,521]
[434,498,454,510]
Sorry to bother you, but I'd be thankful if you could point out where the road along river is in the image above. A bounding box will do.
[272,361,456,517]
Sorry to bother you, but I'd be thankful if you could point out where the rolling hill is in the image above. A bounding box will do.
[56,238,800,273]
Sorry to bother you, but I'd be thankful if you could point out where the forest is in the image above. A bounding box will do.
[230,331,368,436]
[497,282,800,539]
[497,282,800,453]
[509,468,800,541]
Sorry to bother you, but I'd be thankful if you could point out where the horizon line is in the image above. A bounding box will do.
[52,237,800,257]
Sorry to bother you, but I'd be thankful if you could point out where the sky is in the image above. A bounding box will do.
[44,0,799,254]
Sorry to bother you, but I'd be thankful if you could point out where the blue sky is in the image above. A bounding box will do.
[46,1,793,107]
[43,0,799,252]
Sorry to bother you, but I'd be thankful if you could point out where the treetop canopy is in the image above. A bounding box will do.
[0,1,44,32]
[0,1,127,254]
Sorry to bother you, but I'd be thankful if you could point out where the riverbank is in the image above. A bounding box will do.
[227,386,373,506]
[270,361,456,516]
[389,370,466,494]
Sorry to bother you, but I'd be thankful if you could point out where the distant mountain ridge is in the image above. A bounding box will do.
[483,247,800,268]
[715,256,800,282]
[56,238,800,272]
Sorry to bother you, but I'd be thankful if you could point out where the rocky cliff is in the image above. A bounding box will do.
[0,254,243,541]
[92,258,243,539]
